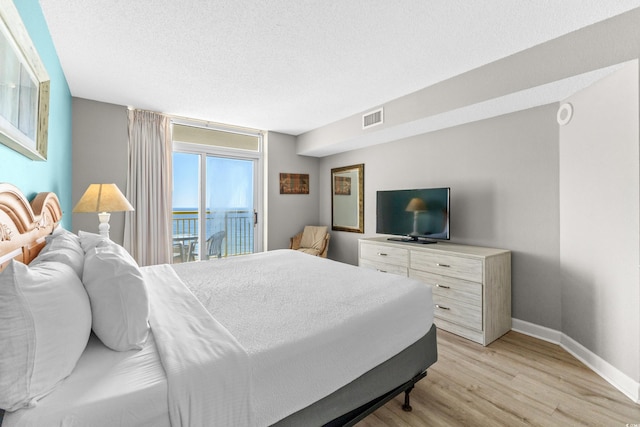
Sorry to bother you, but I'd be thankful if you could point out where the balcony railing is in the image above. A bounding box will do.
[172,209,254,262]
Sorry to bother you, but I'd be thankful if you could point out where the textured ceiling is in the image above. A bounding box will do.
[39,1,640,136]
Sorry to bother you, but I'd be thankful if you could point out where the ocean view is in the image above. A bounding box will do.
[172,207,254,257]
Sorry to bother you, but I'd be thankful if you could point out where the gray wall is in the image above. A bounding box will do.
[319,104,562,330]
[72,98,129,245]
[266,131,320,250]
[560,62,639,381]
[317,64,640,387]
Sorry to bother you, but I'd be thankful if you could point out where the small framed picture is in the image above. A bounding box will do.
[279,173,309,194]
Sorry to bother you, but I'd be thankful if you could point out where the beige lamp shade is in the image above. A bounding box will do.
[73,184,133,239]
[405,197,427,212]
[73,184,134,213]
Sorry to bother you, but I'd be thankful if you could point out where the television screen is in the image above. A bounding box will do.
[376,187,450,242]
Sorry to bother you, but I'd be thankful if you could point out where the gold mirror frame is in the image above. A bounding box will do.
[331,163,364,233]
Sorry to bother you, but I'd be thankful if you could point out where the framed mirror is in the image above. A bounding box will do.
[331,163,364,233]
[0,0,50,161]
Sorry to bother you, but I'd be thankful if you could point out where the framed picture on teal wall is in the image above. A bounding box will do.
[0,0,50,161]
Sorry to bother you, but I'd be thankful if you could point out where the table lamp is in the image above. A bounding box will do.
[73,183,134,239]
[405,197,427,236]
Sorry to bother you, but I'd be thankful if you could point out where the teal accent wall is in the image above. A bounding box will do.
[0,0,72,229]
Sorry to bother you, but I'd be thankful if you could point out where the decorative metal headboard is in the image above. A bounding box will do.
[0,183,62,270]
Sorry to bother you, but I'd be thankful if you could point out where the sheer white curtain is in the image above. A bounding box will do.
[124,109,172,266]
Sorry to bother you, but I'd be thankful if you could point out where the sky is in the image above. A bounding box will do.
[172,152,253,210]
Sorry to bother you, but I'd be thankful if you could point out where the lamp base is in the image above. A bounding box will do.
[98,212,111,239]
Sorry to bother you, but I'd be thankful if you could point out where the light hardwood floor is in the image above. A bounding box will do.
[357,329,640,426]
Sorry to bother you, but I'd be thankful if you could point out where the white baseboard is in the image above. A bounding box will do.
[511,318,562,344]
[512,318,639,404]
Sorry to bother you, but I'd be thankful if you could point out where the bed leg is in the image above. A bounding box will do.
[402,385,414,412]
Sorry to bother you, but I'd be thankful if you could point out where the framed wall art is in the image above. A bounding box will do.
[279,173,309,194]
[0,0,50,161]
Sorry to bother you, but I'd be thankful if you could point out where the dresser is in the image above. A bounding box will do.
[358,237,511,346]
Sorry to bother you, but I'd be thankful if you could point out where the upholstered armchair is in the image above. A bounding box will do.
[289,225,330,258]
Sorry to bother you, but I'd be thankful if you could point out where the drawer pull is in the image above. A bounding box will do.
[435,283,450,289]
[377,269,387,273]
[377,252,388,256]
[435,304,450,310]
[436,263,450,268]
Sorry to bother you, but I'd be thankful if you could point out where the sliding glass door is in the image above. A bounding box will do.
[172,128,262,262]
[204,155,255,259]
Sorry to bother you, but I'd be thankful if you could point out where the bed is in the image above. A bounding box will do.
[0,183,437,427]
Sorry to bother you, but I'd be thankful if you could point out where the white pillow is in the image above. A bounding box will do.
[51,225,73,238]
[32,228,84,278]
[78,230,108,253]
[82,240,150,351]
[0,261,91,412]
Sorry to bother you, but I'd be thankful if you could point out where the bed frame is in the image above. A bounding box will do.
[0,183,61,271]
[0,183,436,426]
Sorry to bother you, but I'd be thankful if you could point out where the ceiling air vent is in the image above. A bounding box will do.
[362,108,383,129]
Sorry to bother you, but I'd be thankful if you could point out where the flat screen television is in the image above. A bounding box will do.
[376,187,450,243]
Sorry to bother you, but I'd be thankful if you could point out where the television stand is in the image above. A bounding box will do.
[358,237,512,346]
[387,236,437,244]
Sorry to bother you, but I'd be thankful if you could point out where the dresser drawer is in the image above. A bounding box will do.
[360,243,408,267]
[410,270,481,307]
[411,251,482,282]
[433,318,484,344]
[359,259,408,276]
[432,295,482,331]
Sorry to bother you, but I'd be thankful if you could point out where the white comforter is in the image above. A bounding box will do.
[170,249,433,426]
